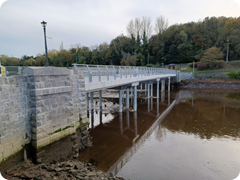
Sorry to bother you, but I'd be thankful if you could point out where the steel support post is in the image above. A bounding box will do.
[91,109,94,129]
[141,84,142,91]
[161,91,165,103]
[157,80,160,98]
[151,97,153,111]
[126,88,129,109]
[99,90,102,110]
[151,83,153,97]
[168,77,171,91]
[157,98,159,116]
[148,98,150,112]
[148,84,150,98]
[119,90,123,112]
[145,83,147,95]
[134,85,137,111]
[86,93,89,110]
[90,92,94,110]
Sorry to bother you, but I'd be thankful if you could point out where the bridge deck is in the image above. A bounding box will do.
[85,74,176,92]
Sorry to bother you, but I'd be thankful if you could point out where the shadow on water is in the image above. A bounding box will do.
[79,90,240,180]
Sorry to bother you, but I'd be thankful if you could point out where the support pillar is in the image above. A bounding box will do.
[134,85,137,111]
[90,92,94,110]
[151,97,153,111]
[161,79,165,92]
[168,77,171,91]
[157,98,159,116]
[161,91,165,103]
[157,79,160,98]
[151,83,153,97]
[99,90,102,110]
[141,83,142,91]
[145,83,147,95]
[148,98,150,112]
[86,93,89,110]
[126,88,129,109]
[148,84,150,98]
[119,89,123,112]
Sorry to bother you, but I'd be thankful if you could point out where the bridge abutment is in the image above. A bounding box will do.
[0,67,89,166]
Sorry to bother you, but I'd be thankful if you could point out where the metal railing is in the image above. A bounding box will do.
[72,64,176,84]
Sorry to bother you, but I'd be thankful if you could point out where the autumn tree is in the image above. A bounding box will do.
[154,15,169,35]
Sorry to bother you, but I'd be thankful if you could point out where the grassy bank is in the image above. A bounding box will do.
[173,60,240,74]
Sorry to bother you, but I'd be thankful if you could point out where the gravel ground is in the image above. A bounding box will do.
[2,159,126,180]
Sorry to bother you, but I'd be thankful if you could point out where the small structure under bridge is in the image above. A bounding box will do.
[73,64,177,112]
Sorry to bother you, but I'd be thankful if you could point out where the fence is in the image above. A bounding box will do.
[73,64,177,83]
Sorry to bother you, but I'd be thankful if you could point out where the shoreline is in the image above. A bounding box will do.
[2,159,125,180]
[179,79,240,90]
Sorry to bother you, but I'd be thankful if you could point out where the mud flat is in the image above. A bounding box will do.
[179,79,240,90]
[2,159,126,180]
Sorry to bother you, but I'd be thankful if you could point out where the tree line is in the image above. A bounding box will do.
[1,16,240,67]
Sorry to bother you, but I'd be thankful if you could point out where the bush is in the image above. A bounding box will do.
[227,71,240,79]
[215,60,226,69]
[197,63,208,70]
[188,62,197,68]
[146,64,159,67]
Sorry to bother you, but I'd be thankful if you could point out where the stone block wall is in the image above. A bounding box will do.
[0,67,88,164]
[0,76,31,163]
[179,72,193,82]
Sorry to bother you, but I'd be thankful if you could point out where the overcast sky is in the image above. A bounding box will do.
[0,0,240,58]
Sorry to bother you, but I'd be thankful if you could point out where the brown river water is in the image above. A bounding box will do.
[79,90,240,180]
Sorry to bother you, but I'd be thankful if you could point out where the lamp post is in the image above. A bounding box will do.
[41,20,49,67]
[146,50,149,64]
[226,39,229,64]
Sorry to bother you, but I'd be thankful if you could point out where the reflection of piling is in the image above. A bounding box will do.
[119,112,123,134]
[91,109,94,129]
[100,107,103,124]
[134,112,138,137]
[126,111,130,128]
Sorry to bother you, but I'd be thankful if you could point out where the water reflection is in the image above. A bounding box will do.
[158,92,240,140]
[80,92,174,172]
[80,90,240,180]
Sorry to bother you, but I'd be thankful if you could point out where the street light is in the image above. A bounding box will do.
[41,20,49,67]
[226,39,230,64]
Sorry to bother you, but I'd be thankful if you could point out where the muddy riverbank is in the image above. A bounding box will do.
[2,159,126,180]
[179,79,240,90]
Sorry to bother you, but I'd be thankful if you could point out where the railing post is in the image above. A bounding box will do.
[87,65,92,83]
[97,65,101,82]
[106,66,109,81]
[125,67,127,78]
[113,66,116,80]
[129,67,132,78]
[119,66,122,79]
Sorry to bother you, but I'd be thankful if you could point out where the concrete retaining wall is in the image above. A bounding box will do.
[0,67,88,164]
[0,76,31,163]
[179,72,193,81]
